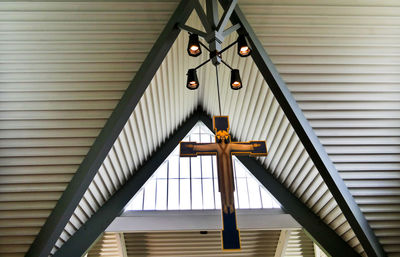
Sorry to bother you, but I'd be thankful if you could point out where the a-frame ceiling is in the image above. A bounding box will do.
[0,0,399,257]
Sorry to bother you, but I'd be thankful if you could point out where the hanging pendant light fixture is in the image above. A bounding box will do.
[230,69,242,90]
[180,0,251,92]
[187,34,202,57]
[183,33,248,91]
[237,35,251,57]
[186,69,199,90]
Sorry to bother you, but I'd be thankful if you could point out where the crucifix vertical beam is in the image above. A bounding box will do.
[25,1,195,256]
[216,1,386,257]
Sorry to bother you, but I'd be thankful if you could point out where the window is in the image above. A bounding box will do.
[125,122,280,211]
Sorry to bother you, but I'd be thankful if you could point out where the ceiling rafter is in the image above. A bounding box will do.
[217,1,386,256]
[24,1,195,256]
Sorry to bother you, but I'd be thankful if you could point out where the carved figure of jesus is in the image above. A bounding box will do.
[180,116,268,250]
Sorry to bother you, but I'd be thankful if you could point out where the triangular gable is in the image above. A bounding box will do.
[126,121,280,212]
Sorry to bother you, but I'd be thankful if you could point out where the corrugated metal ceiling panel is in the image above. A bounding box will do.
[87,232,123,257]
[1,0,399,256]
[198,21,365,257]
[124,230,281,257]
[239,0,400,255]
[283,230,315,257]
[52,9,201,255]
[0,1,179,256]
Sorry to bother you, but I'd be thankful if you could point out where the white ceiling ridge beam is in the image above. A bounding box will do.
[106,209,301,232]
[25,1,196,257]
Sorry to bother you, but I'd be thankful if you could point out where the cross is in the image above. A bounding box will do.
[180,116,268,250]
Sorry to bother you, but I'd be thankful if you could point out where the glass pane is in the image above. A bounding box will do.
[169,156,179,179]
[202,156,213,178]
[190,134,200,142]
[191,179,203,209]
[156,162,167,179]
[237,177,249,209]
[214,178,221,209]
[261,187,273,208]
[247,178,262,208]
[203,178,214,209]
[156,179,167,210]
[128,189,143,211]
[234,159,247,178]
[201,134,211,143]
[200,124,211,134]
[143,180,156,210]
[191,157,201,178]
[168,179,179,210]
[180,178,191,209]
[180,158,190,178]
[212,156,218,179]
[171,147,179,156]
[272,195,281,208]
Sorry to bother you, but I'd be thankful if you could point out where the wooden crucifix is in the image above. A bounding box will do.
[180,116,268,250]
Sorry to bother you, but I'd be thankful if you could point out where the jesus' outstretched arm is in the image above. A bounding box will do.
[180,142,218,157]
[230,141,267,156]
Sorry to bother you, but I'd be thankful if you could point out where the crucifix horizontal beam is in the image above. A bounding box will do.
[217,1,386,257]
[199,113,360,257]
[51,110,201,257]
[25,1,195,256]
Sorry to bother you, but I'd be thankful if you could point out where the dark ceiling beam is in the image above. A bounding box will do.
[52,110,202,257]
[199,113,360,257]
[217,1,386,257]
[25,1,195,256]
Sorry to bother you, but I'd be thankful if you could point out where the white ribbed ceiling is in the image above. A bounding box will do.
[1,0,399,257]
[284,230,315,257]
[0,1,181,256]
[87,230,319,257]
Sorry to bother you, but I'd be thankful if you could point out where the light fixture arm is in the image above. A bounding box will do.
[199,40,211,52]
[218,39,238,55]
[192,38,236,71]
[221,59,233,70]
[194,58,212,70]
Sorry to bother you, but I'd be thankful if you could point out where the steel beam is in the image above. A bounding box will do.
[52,110,201,257]
[25,1,195,256]
[216,0,237,33]
[217,1,386,257]
[194,0,212,33]
[199,113,361,257]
